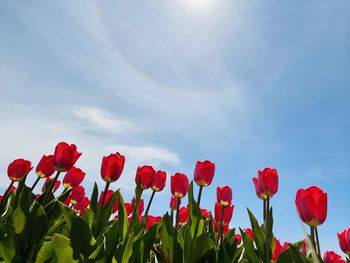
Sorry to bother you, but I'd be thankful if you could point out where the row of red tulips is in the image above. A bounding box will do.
[1,141,350,262]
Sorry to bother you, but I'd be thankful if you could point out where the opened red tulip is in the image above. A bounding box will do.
[151,170,167,192]
[216,185,232,207]
[146,215,162,230]
[295,186,327,226]
[194,160,215,187]
[7,158,32,181]
[101,152,125,183]
[201,208,210,219]
[99,190,118,213]
[42,178,61,193]
[171,173,189,199]
[338,226,350,256]
[135,165,156,189]
[179,207,189,225]
[63,166,85,189]
[36,155,55,178]
[170,196,180,210]
[252,167,278,200]
[323,251,346,263]
[70,185,85,204]
[53,142,81,172]
[214,202,234,226]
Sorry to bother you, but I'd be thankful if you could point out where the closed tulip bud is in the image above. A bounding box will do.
[36,155,55,178]
[7,158,32,181]
[146,215,162,230]
[70,186,85,204]
[194,160,215,187]
[131,198,144,215]
[295,186,327,226]
[179,207,189,225]
[245,228,254,240]
[338,227,350,256]
[124,203,133,216]
[171,173,189,199]
[63,167,85,189]
[135,165,156,190]
[323,251,346,263]
[101,153,125,183]
[74,196,90,212]
[214,221,229,235]
[200,208,210,219]
[214,202,234,226]
[170,196,180,210]
[300,240,307,256]
[53,142,81,172]
[42,178,61,193]
[216,185,232,207]
[235,234,242,246]
[99,190,118,213]
[151,170,167,192]
[252,167,278,200]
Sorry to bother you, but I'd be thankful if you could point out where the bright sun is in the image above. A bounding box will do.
[181,0,217,13]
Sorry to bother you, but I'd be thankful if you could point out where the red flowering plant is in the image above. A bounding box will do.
[0,142,345,263]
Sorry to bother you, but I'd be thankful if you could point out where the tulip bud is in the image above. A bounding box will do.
[252,167,278,200]
[53,142,81,172]
[135,165,156,190]
[101,152,125,183]
[131,198,144,215]
[179,207,189,225]
[151,170,167,192]
[216,185,232,207]
[42,178,61,193]
[214,202,234,226]
[171,173,189,199]
[146,215,162,230]
[63,167,85,189]
[338,226,350,256]
[99,190,118,213]
[170,196,180,210]
[235,234,242,246]
[194,160,215,187]
[323,251,346,263]
[214,221,229,235]
[7,158,32,181]
[125,203,133,216]
[74,196,90,212]
[70,186,85,204]
[36,155,55,178]
[272,238,291,262]
[200,208,210,219]
[245,228,254,240]
[295,186,327,226]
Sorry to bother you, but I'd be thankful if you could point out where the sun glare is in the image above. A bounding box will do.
[180,0,217,14]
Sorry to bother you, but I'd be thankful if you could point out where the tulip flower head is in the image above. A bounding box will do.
[323,251,346,263]
[42,178,61,193]
[99,190,118,213]
[194,160,215,187]
[7,158,32,181]
[74,196,90,212]
[338,226,350,256]
[252,167,278,200]
[70,186,85,204]
[135,165,156,190]
[295,186,327,226]
[36,155,55,178]
[170,196,180,210]
[200,208,210,219]
[245,228,254,240]
[101,152,125,183]
[214,202,234,226]
[63,166,85,189]
[179,207,189,225]
[131,198,144,215]
[216,185,232,207]
[272,238,291,262]
[53,142,81,172]
[151,170,167,192]
[171,173,189,199]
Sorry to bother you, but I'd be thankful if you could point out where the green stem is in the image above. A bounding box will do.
[265,197,271,262]
[310,226,315,250]
[97,182,110,218]
[197,186,203,207]
[175,197,181,229]
[144,190,155,218]
[315,226,321,257]
[30,177,41,191]
[2,181,15,203]
[263,199,267,222]
[43,171,61,205]
[217,205,225,244]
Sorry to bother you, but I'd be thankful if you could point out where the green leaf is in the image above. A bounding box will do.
[116,191,128,241]
[187,233,214,263]
[239,228,261,263]
[0,223,16,262]
[187,182,204,239]
[36,241,55,263]
[13,207,26,234]
[52,234,78,263]
[59,201,76,230]
[71,216,95,258]
[247,208,265,259]
[90,182,99,214]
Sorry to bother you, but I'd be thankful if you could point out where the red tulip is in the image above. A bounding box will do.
[272,238,291,261]
[53,142,81,172]
[295,186,327,226]
[170,196,180,210]
[74,196,90,212]
[63,167,85,189]
[101,153,125,183]
[135,165,156,190]
[194,160,215,187]
[323,251,346,263]
[338,226,350,256]
[131,198,144,215]
[171,173,189,199]
[125,203,133,216]
[35,155,55,178]
[99,190,118,213]
[245,228,254,240]
[151,170,167,192]
[42,178,61,193]
[145,215,162,230]
[214,221,229,235]
[216,186,232,207]
[70,186,85,204]
[7,158,32,181]
[300,240,307,256]
[200,208,210,219]
[252,167,278,200]
[179,207,189,225]
[214,202,234,226]
[235,234,242,246]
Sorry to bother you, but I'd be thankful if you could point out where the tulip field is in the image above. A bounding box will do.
[0,141,349,263]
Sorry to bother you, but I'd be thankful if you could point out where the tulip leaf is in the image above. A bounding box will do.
[239,227,261,263]
[0,223,16,262]
[187,233,214,263]
[247,208,265,259]
[13,207,26,234]
[90,182,99,214]
[59,201,76,230]
[116,190,128,241]
[52,234,78,262]
[71,215,95,259]
[276,245,307,263]
[36,240,55,263]
[188,181,204,239]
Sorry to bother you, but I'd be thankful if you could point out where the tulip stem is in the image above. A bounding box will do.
[217,205,225,244]
[175,197,181,229]
[2,181,15,203]
[144,190,155,218]
[310,226,316,250]
[30,177,41,191]
[100,182,110,210]
[197,186,203,207]
[315,226,321,257]
[263,199,267,222]
[43,171,61,205]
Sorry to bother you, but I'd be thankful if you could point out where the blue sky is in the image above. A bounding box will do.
[1,0,349,253]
